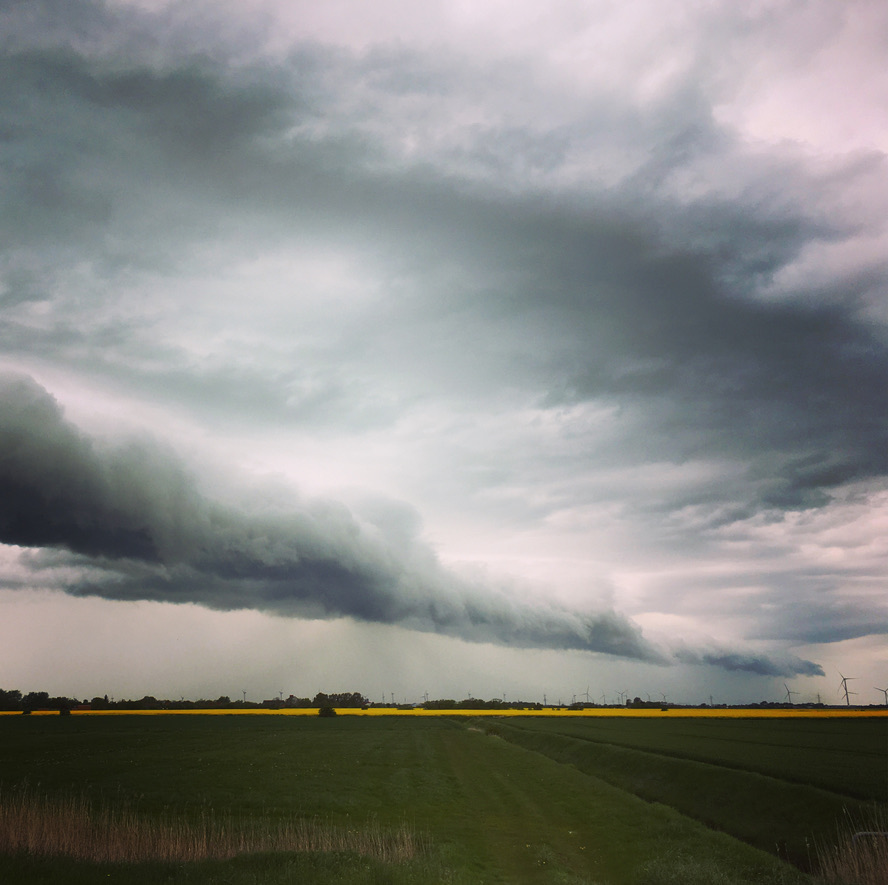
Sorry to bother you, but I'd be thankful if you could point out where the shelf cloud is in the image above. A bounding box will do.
[0,373,821,676]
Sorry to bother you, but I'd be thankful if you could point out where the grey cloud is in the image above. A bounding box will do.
[0,373,822,677]
[0,47,296,252]
[673,646,824,678]
[0,1,880,684]
[752,597,888,645]
[649,566,888,648]
[4,27,888,522]
[0,373,664,662]
[0,374,161,559]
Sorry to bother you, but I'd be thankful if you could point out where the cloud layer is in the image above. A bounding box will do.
[0,373,823,677]
[1,0,885,696]
[0,373,659,659]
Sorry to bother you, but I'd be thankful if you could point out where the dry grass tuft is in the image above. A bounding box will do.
[815,806,888,885]
[0,787,422,864]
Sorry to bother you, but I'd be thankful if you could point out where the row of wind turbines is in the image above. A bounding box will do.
[466,677,888,707]
[557,674,887,708]
[780,673,888,706]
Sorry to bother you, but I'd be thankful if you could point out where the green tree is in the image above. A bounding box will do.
[0,689,22,711]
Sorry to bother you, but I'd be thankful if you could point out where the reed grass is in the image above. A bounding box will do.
[0,786,421,865]
[815,806,888,885]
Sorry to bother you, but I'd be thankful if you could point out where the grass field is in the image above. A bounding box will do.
[0,713,884,884]
[477,715,888,871]
[500,714,888,797]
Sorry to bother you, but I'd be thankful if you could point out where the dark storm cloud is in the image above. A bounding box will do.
[3,26,885,524]
[0,373,823,676]
[0,47,295,257]
[0,373,663,661]
[673,646,824,678]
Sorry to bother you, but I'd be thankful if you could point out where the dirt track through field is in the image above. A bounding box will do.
[440,728,610,883]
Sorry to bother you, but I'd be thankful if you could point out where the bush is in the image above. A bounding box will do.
[318,705,337,718]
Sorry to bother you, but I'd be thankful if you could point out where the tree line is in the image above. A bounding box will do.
[0,688,371,712]
[0,688,550,712]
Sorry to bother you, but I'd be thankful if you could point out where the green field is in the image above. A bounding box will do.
[485,714,887,800]
[0,713,884,884]
[479,715,888,870]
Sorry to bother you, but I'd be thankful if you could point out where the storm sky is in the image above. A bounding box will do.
[1,0,886,705]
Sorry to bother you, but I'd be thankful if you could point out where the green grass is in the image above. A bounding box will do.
[494,715,887,800]
[480,716,888,870]
[0,715,819,884]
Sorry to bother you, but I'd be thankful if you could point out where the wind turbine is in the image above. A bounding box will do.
[875,686,888,706]
[838,672,857,706]
[584,686,591,703]
[783,683,798,705]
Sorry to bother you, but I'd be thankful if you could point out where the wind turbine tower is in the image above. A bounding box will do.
[838,673,857,706]
[783,683,798,705]
[875,686,888,706]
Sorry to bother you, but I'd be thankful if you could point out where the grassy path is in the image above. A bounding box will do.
[440,728,608,883]
[434,726,807,884]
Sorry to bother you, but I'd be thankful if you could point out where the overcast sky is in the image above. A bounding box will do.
[1,0,886,706]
